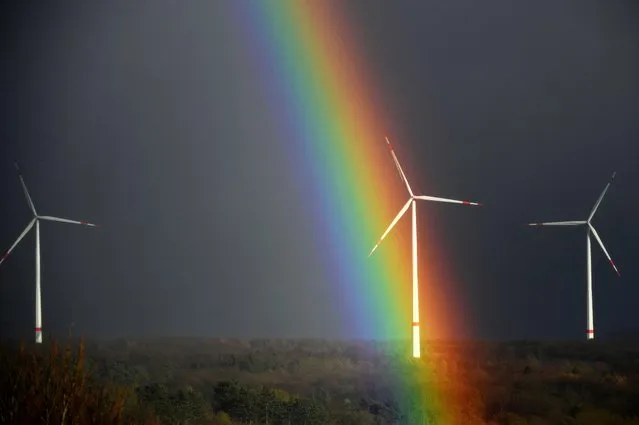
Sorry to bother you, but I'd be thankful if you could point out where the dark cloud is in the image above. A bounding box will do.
[1,0,637,341]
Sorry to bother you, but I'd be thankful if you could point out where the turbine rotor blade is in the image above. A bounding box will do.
[384,137,413,197]
[368,198,412,257]
[588,172,616,222]
[14,161,37,216]
[527,220,587,226]
[414,195,482,206]
[0,218,36,266]
[38,216,99,227]
[588,223,620,277]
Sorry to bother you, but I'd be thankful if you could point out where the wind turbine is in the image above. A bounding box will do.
[0,161,99,343]
[368,137,481,358]
[527,172,620,340]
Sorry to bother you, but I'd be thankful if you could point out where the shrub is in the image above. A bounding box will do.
[0,339,159,425]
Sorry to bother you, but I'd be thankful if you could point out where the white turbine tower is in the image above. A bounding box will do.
[0,161,99,343]
[368,137,481,358]
[527,172,620,340]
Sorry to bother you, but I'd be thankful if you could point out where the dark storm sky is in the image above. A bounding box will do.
[1,1,637,341]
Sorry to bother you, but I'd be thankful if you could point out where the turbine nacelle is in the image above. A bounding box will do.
[526,172,619,277]
[369,137,482,259]
[0,162,100,343]
[368,137,482,358]
[526,172,620,341]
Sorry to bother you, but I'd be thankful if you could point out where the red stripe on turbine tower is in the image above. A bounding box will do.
[0,162,100,344]
[369,137,482,358]
[527,173,620,342]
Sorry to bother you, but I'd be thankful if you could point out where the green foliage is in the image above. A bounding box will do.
[0,339,159,425]
[3,337,639,425]
[137,383,214,424]
[211,380,328,424]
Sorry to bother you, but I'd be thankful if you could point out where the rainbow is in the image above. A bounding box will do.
[230,2,480,422]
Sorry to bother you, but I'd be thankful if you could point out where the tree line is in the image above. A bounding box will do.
[1,337,639,424]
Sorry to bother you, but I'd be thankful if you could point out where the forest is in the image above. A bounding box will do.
[1,336,638,425]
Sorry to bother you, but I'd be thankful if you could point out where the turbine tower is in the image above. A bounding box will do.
[368,137,481,358]
[0,161,99,343]
[527,172,620,340]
